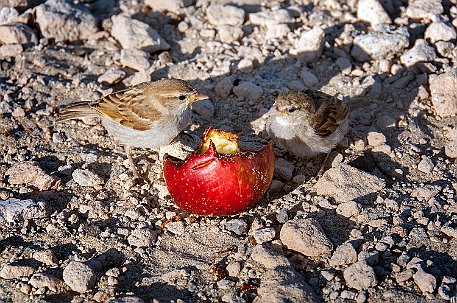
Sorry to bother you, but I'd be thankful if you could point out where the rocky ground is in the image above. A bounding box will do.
[0,0,457,302]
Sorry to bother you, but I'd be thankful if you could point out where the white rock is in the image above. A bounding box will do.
[123,72,151,87]
[29,273,66,293]
[251,244,289,269]
[291,27,325,63]
[274,158,294,181]
[72,169,104,187]
[425,21,457,43]
[0,24,37,44]
[233,81,263,101]
[413,269,436,293]
[301,69,318,87]
[0,7,19,25]
[63,261,96,293]
[336,201,361,218]
[120,49,150,71]
[252,227,276,244]
[366,131,386,147]
[357,0,391,26]
[144,0,192,13]
[215,77,233,98]
[111,13,170,52]
[0,44,22,57]
[206,5,245,26]
[445,138,457,158]
[280,218,333,257]
[343,261,377,290]
[191,98,214,119]
[0,198,47,223]
[406,0,443,20]
[429,68,457,118]
[400,39,437,67]
[329,242,358,267]
[34,0,98,42]
[217,25,243,43]
[33,250,58,267]
[417,156,434,173]
[249,9,294,26]
[351,26,409,61]
[266,24,290,40]
[314,164,385,203]
[127,228,157,247]
[0,264,35,279]
[6,161,60,190]
[238,58,254,72]
[165,221,186,235]
[223,219,248,236]
[97,68,126,85]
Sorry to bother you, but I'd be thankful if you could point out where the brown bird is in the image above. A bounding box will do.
[266,90,349,173]
[57,78,208,180]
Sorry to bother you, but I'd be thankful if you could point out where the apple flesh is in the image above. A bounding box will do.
[163,127,275,216]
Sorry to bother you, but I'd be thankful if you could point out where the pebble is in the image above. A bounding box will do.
[34,0,97,42]
[123,72,151,87]
[0,7,19,25]
[106,297,145,303]
[6,161,60,190]
[0,24,37,44]
[292,174,306,184]
[110,13,170,52]
[127,228,157,247]
[0,198,47,223]
[144,0,192,13]
[29,273,67,293]
[329,242,358,267]
[343,261,377,290]
[191,98,214,119]
[417,156,434,173]
[400,39,437,67]
[214,77,233,98]
[223,219,248,236]
[0,44,23,58]
[429,68,457,118]
[336,57,352,75]
[425,21,456,43]
[233,81,263,101]
[395,269,414,283]
[351,26,409,61]
[405,0,443,20]
[33,250,58,267]
[291,27,325,63]
[358,250,379,266]
[376,114,396,130]
[120,49,150,72]
[314,164,386,203]
[252,227,276,244]
[206,5,245,26]
[217,25,243,43]
[413,269,436,293]
[251,244,290,269]
[366,131,386,147]
[165,221,186,235]
[280,218,333,257]
[287,80,306,91]
[0,264,35,280]
[274,158,294,181]
[98,68,126,85]
[357,0,391,26]
[63,261,96,293]
[249,9,294,26]
[266,24,290,40]
[301,69,318,87]
[269,179,284,192]
[336,201,361,218]
[72,168,104,187]
[238,58,254,72]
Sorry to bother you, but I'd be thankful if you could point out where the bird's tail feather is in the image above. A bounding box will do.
[56,101,97,122]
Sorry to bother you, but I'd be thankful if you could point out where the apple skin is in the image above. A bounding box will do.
[163,139,275,216]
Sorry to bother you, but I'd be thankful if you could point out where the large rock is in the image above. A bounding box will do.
[0,198,47,223]
[110,13,170,52]
[0,23,36,44]
[291,27,325,63]
[429,69,457,118]
[63,261,96,293]
[314,164,385,203]
[424,21,457,44]
[34,0,98,42]
[400,39,437,67]
[343,261,377,290]
[405,0,443,20]
[357,0,391,26]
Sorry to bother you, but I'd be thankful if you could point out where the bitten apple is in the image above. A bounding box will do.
[163,127,275,216]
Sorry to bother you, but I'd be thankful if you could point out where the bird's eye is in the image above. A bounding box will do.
[178,94,187,101]
[287,107,297,113]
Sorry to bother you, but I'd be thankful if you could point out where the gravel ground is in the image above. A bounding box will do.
[0,0,457,302]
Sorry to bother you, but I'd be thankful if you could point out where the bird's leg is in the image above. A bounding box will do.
[316,152,332,177]
[125,145,141,181]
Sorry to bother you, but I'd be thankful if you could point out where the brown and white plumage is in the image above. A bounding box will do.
[266,90,349,158]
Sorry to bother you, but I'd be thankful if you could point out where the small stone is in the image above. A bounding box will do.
[0,44,22,58]
[33,250,58,267]
[292,174,306,184]
[165,221,185,235]
[413,269,436,293]
[144,0,192,13]
[280,218,333,257]
[269,180,284,192]
[252,227,276,244]
[366,131,386,147]
[417,156,434,173]
[0,23,37,44]
[266,24,290,40]
[34,0,97,42]
[0,264,35,280]
[425,21,456,43]
[357,0,391,26]
[233,81,263,101]
[63,261,96,293]
[314,164,386,203]
[97,68,126,85]
[120,49,150,72]
[111,13,170,52]
[291,27,325,63]
[343,261,377,290]
[217,25,243,43]
[127,228,157,247]
[106,296,145,303]
[72,169,104,187]
[301,70,318,88]
[400,39,437,68]
[206,5,245,26]
[223,219,248,236]
[287,80,306,91]
[336,57,352,75]
[249,9,294,26]
[429,68,457,118]
[336,201,361,218]
[238,58,254,72]
[123,72,151,87]
[215,77,233,98]
[0,198,47,223]
[251,244,289,269]
[358,250,379,266]
[6,161,60,190]
[0,7,19,25]
[226,262,241,277]
[406,0,443,20]
[440,225,457,238]
[395,269,414,283]
[376,114,396,130]
[274,158,294,181]
[191,98,214,119]
[329,242,358,267]
[29,273,67,293]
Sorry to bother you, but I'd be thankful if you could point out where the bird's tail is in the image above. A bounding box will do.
[55,101,98,122]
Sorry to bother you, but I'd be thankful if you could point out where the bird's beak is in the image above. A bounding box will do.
[267,106,288,117]
[187,92,209,103]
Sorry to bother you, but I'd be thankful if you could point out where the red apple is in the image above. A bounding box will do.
[163,127,275,216]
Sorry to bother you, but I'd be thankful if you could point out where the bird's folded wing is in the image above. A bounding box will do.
[310,92,349,137]
[92,83,161,131]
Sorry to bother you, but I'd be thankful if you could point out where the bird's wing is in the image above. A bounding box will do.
[307,91,349,137]
[92,83,161,131]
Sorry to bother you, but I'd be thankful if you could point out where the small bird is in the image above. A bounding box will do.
[56,78,208,180]
[266,90,349,171]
